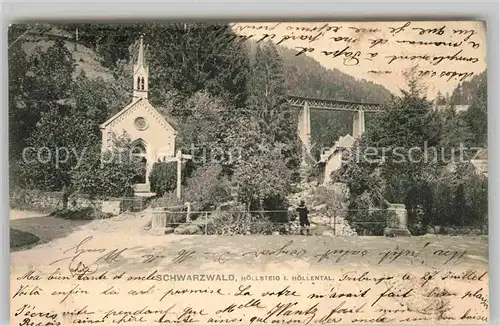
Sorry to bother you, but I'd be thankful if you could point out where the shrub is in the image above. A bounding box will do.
[232,150,292,211]
[464,174,488,228]
[54,207,103,220]
[183,164,232,210]
[309,185,346,210]
[206,209,280,235]
[71,133,143,198]
[150,192,183,209]
[345,192,387,236]
[149,161,179,197]
[347,210,387,236]
[262,195,290,223]
[429,163,488,228]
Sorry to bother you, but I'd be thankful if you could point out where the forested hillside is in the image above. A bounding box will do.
[449,71,487,105]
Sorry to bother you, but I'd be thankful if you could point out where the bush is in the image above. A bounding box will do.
[347,210,387,236]
[464,174,488,228]
[345,192,387,236]
[150,192,183,209]
[309,185,346,210]
[206,209,280,235]
[174,225,201,235]
[429,163,488,228]
[71,134,144,198]
[183,164,232,210]
[54,207,109,220]
[149,161,179,197]
[261,195,290,223]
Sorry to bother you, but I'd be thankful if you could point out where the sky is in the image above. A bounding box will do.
[232,21,486,99]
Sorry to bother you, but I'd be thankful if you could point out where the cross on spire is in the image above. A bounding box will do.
[133,34,149,99]
[137,34,145,67]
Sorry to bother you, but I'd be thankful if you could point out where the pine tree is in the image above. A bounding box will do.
[435,91,447,105]
[364,71,442,200]
[439,105,474,161]
[349,71,443,229]
[246,41,300,174]
[463,72,487,147]
[141,23,250,109]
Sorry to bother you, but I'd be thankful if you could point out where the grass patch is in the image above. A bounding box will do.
[10,228,40,251]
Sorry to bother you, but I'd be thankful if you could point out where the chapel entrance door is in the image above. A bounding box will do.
[132,142,147,184]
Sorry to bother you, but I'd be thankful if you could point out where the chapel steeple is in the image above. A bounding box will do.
[133,35,149,99]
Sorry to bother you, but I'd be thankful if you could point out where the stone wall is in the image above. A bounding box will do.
[426,225,488,236]
[10,189,104,212]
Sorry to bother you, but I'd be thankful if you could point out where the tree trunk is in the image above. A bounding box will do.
[62,185,69,210]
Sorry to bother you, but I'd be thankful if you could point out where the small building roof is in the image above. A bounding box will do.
[472,148,488,161]
[318,134,355,164]
[434,104,470,113]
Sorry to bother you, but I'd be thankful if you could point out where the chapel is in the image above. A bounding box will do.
[100,36,177,196]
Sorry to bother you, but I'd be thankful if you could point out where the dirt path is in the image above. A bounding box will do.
[10,211,488,272]
[10,210,489,325]
[9,209,151,251]
[10,209,48,220]
[10,208,488,268]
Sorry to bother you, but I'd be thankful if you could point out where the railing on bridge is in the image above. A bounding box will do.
[287,95,384,112]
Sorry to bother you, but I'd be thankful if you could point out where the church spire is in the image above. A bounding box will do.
[133,34,149,99]
[137,34,145,67]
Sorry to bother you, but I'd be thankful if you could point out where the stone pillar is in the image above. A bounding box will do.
[384,203,411,236]
[149,207,175,235]
[151,207,167,229]
[352,109,365,139]
[185,202,191,223]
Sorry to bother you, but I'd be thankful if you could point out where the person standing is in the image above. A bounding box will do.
[296,200,310,235]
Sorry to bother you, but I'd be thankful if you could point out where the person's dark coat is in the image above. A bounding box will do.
[296,204,310,226]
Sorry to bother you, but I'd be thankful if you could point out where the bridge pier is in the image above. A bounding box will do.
[298,101,311,166]
[352,109,365,139]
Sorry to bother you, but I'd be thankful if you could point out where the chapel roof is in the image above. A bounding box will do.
[99,97,177,132]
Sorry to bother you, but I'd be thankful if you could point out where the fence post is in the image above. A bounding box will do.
[204,212,208,235]
[185,202,191,223]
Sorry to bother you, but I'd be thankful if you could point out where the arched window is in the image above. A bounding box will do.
[132,142,146,156]
[137,76,141,89]
[141,77,145,90]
